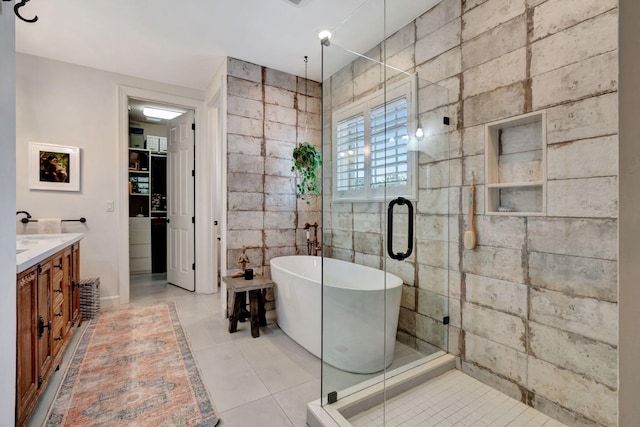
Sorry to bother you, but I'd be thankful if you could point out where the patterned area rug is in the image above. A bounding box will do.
[47,303,219,426]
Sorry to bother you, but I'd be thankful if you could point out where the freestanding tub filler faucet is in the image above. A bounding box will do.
[304,222,321,256]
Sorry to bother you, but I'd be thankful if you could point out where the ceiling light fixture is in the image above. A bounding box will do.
[143,107,182,120]
[282,0,312,6]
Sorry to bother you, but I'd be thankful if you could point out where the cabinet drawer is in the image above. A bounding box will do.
[130,243,151,258]
[52,315,64,338]
[51,253,64,277]
[52,286,64,307]
[53,300,64,325]
[129,228,151,244]
[52,301,65,356]
[51,326,64,356]
[130,257,151,273]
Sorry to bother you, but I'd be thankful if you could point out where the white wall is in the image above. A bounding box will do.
[1,5,17,424]
[618,0,640,423]
[16,54,204,305]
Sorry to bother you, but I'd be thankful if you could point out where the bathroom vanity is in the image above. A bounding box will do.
[15,233,82,427]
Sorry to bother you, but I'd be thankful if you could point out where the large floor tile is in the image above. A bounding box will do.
[194,343,271,412]
[273,378,322,427]
[218,396,295,427]
[236,336,316,394]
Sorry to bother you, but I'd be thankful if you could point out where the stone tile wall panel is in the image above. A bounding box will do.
[530,288,617,346]
[462,14,527,70]
[547,136,617,180]
[465,274,527,317]
[532,51,617,109]
[527,358,617,426]
[529,251,617,302]
[461,0,525,42]
[530,10,617,76]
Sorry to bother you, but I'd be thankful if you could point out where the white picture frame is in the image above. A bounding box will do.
[28,142,81,191]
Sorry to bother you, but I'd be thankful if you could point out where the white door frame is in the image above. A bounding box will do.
[118,85,214,304]
[208,88,227,310]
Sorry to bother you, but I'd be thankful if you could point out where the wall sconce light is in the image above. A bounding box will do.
[318,30,332,46]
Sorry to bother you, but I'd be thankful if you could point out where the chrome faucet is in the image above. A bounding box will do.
[16,211,31,223]
[304,222,321,256]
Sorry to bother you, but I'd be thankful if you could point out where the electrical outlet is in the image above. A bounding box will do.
[105,200,114,212]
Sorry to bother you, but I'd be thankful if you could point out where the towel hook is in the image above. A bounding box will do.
[14,0,38,23]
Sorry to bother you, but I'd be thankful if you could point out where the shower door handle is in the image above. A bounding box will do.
[387,197,414,261]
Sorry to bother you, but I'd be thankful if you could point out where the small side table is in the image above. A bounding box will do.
[223,275,275,338]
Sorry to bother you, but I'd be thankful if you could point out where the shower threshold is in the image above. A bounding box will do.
[307,353,456,427]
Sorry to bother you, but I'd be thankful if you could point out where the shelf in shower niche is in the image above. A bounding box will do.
[485,111,547,216]
[486,184,545,216]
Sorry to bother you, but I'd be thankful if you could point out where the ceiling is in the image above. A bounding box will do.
[15,0,439,90]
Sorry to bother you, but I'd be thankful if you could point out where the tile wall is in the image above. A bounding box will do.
[225,58,322,281]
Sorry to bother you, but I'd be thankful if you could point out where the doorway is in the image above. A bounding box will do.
[118,85,218,305]
[127,98,195,291]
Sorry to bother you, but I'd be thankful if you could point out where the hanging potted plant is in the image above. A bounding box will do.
[291,142,322,203]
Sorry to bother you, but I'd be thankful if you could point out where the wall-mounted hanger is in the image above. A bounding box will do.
[2,0,39,23]
[15,0,38,23]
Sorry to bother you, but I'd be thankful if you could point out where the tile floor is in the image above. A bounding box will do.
[27,274,567,427]
[349,370,567,427]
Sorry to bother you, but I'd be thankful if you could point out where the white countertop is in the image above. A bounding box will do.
[16,233,84,274]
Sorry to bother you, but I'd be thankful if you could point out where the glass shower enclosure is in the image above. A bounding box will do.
[319,0,453,424]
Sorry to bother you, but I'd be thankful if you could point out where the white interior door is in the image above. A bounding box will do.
[167,110,195,291]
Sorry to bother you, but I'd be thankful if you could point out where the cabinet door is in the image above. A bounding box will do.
[36,261,53,384]
[50,253,65,358]
[60,247,73,336]
[16,267,38,425]
[71,243,81,324]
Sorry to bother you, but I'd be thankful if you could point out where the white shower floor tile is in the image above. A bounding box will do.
[348,370,567,427]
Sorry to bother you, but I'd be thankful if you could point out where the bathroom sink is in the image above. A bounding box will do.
[15,233,84,273]
[17,235,65,243]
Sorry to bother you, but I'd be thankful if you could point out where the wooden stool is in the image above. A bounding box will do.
[223,275,275,338]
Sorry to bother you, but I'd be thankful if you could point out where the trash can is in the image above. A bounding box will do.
[79,277,100,320]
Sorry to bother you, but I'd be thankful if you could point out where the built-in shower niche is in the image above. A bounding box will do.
[485,111,547,216]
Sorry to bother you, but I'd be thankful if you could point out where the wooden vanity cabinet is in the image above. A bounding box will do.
[16,243,81,427]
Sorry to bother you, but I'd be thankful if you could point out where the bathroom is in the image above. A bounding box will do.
[2,0,640,426]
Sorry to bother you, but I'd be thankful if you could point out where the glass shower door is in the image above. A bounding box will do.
[320,0,452,423]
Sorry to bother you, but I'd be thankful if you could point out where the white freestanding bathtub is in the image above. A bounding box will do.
[270,256,403,374]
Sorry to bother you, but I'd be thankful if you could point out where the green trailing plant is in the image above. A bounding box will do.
[291,142,322,203]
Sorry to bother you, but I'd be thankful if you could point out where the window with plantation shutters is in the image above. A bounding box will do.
[332,75,417,202]
[370,97,409,189]
[335,114,365,193]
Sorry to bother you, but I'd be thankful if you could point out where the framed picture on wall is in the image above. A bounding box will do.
[28,142,81,191]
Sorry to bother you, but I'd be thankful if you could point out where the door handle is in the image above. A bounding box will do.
[166,218,171,223]
[387,197,414,261]
[38,315,52,338]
